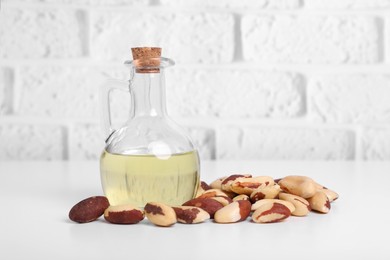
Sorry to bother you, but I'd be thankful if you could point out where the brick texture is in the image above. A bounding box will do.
[217,126,355,160]
[17,66,129,118]
[0,68,13,115]
[165,69,304,118]
[90,11,234,63]
[387,17,390,63]
[17,66,100,118]
[187,127,216,160]
[305,0,390,9]
[4,0,149,4]
[26,67,303,121]
[242,15,380,64]
[0,9,85,59]
[1,1,389,161]
[160,0,301,9]
[69,124,105,160]
[308,74,390,123]
[362,127,390,160]
[0,124,64,160]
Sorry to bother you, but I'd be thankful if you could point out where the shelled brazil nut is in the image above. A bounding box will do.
[104,204,145,224]
[68,174,339,226]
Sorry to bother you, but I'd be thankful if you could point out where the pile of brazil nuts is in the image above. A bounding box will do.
[69,175,339,226]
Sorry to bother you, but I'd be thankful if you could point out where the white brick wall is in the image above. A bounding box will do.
[308,74,390,123]
[18,66,100,117]
[0,124,64,160]
[159,0,301,9]
[69,124,105,160]
[305,0,390,9]
[0,9,85,59]
[4,0,149,4]
[362,127,390,160]
[90,11,234,63]
[0,0,389,161]
[166,69,304,118]
[0,68,12,115]
[242,15,380,64]
[217,126,355,160]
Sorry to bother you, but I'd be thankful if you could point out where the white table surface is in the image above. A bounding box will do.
[0,161,389,260]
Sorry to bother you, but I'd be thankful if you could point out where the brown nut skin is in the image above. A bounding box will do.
[104,204,144,224]
[209,176,227,190]
[274,178,282,184]
[195,183,206,198]
[212,196,233,205]
[209,196,233,206]
[252,202,291,223]
[232,194,250,202]
[195,181,212,198]
[320,188,339,202]
[182,198,224,219]
[278,175,317,199]
[250,185,281,203]
[200,181,212,191]
[144,202,177,227]
[197,189,230,199]
[251,199,295,213]
[221,174,252,192]
[69,196,110,223]
[223,190,238,199]
[173,206,210,224]
[214,200,252,224]
[230,176,275,195]
[278,193,311,217]
[308,191,331,214]
[311,180,339,202]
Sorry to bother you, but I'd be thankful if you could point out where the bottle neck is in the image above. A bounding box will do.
[130,70,167,118]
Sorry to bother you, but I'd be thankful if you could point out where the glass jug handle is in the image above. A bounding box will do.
[100,79,130,139]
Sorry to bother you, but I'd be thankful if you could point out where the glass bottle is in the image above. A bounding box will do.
[99,47,200,207]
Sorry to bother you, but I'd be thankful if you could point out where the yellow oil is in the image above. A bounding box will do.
[100,150,200,207]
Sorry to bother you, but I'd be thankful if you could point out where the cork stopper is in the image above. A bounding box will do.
[131,47,162,73]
